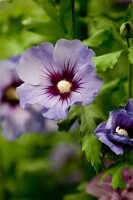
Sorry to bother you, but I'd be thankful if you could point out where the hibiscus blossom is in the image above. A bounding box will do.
[16,39,103,120]
[0,56,52,140]
[94,99,133,155]
[86,167,133,200]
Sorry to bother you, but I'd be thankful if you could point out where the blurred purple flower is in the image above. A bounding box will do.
[94,99,133,155]
[49,143,80,171]
[0,57,56,140]
[49,142,81,184]
[86,167,133,200]
[16,39,103,120]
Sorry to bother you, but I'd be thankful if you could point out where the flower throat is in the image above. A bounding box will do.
[1,81,22,106]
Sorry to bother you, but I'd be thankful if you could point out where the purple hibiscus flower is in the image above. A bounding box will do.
[16,39,103,120]
[0,56,55,140]
[86,167,133,200]
[94,99,133,155]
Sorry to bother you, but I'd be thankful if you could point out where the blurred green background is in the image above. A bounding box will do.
[0,0,131,199]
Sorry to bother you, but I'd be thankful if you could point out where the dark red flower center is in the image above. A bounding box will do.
[47,68,80,100]
[1,81,22,107]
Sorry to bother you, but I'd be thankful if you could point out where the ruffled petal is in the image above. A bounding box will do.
[17,43,55,85]
[17,83,60,109]
[73,64,103,105]
[53,39,95,73]
[96,121,107,130]
[86,174,113,199]
[124,98,133,113]
[94,131,124,155]
[107,110,133,134]
[42,91,82,120]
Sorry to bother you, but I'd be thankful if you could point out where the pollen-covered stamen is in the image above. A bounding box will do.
[115,126,128,136]
[4,87,19,101]
[57,80,72,94]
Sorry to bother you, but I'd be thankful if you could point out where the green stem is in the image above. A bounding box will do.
[71,0,76,39]
[126,37,132,98]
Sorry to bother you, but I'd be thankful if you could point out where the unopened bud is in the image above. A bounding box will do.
[120,22,133,39]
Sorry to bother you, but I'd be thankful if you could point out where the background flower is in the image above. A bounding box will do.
[86,167,133,200]
[49,142,82,184]
[0,57,57,140]
[94,99,133,155]
[17,39,103,120]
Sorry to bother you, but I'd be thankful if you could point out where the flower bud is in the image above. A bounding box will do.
[120,22,133,39]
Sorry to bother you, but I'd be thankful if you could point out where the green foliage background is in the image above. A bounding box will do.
[0,0,132,199]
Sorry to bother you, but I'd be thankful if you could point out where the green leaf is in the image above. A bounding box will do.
[101,162,130,189]
[22,18,65,38]
[80,104,105,136]
[80,105,103,172]
[125,1,133,23]
[81,134,102,172]
[93,50,123,71]
[100,76,127,95]
[111,25,126,48]
[34,0,60,23]
[83,29,111,48]
[80,107,96,135]
[128,46,133,64]
[85,104,105,121]
[58,103,104,171]
[58,105,83,132]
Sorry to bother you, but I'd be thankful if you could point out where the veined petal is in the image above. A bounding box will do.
[42,91,82,120]
[108,110,133,134]
[53,39,95,72]
[74,64,103,105]
[108,133,132,145]
[17,83,60,109]
[16,39,103,120]
[95,132,124,155]
[17,43,55,85]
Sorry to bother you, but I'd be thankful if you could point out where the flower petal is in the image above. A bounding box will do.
[74,64,103,105]
[0,105,45,140]
[86,174,113,199]
[96,121,107,130]
[17,83,60,109]
[124,99,133,113]
[53,39,95,73]
[108,133,132,145]
[42,91,82,120]
[94,131,124,155]
[0,61,16,89]
[17,42,55,85]
[108,110,133,133]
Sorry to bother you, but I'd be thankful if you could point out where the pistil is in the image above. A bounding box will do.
[57,80,72,94]
[115,126,128,136]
